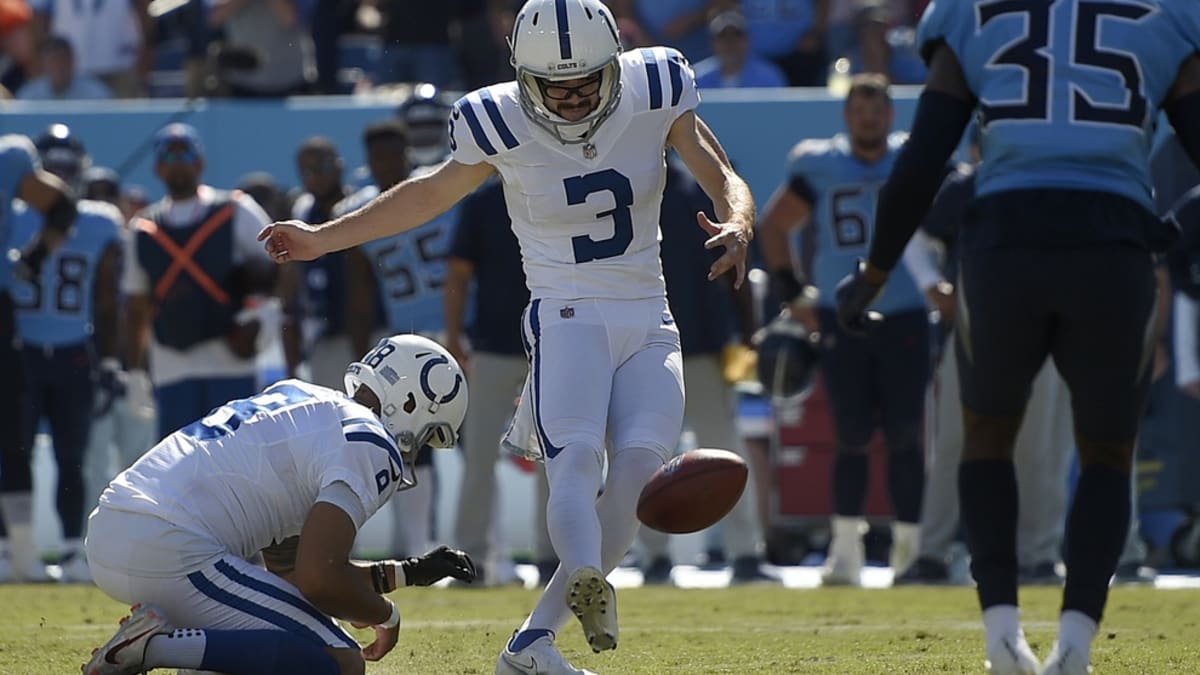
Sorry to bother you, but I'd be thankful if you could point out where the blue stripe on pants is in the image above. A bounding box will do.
[212,559,357,649]
[187,569,334,648]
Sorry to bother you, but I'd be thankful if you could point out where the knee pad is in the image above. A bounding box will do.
[961,407,1022,461]
[1076,436,1135,471]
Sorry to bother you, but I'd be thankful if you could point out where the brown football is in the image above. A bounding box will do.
[637,448,748,534]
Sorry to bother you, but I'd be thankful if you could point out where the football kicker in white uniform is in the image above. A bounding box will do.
[258,0,756,672]
[82,335,476,675]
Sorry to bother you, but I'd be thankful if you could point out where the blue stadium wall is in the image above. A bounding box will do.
[0,89,921,206]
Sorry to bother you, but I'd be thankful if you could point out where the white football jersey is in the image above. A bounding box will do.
[99,380,408,561]
[449,46,701,301]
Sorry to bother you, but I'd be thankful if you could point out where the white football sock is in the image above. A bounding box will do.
[521,443,604,632]
[598,448,664,573]
[390,466,434,557]
[982,604,1022,647]
[526,446,662,634]
[1057,609,1098,656]
[0,492,32,527]
[1,493,40,578]
[144,629,206,669]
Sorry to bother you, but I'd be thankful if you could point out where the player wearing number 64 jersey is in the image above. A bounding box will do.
[82,335,476,675]
[258,1,754,671]
[833,1,1200,673]
[758,75,941,590]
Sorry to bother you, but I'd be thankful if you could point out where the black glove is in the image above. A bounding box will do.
[834,259,886,335]
[93,358,127,418]
[399,545,478,586]
[14,240,50,282]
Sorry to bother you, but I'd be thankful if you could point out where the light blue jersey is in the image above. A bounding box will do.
[1164,1,1200,50]
[0,135,39,292]
[787,132,925,314]
[917,0,1196,210]
[10,200,122,346]
[338,185,457,335]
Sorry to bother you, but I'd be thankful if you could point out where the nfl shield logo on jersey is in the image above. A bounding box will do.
[583,143,597,160]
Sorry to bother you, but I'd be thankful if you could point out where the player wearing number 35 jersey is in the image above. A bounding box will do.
[257,1,755,672]
[833,1,1200,673]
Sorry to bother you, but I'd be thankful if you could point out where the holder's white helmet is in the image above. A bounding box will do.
[344,335,467,457]
[508,0,623,145]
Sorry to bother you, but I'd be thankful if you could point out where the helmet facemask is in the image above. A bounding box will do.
[515,59,622,145]
[508,0,625,147]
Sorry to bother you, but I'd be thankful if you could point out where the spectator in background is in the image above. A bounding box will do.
[121,184,150,221]
[124,124,278,440]
[0,0,34,94]
[287,137,353,389]
[31,0,151,97]
[17,35,110,99]
[693,10,787,90]
[238,172,292,222]
[740,0,830,87]
[638,156,770,584]
[79,165,160,553]
[309,0,358,94]
[372,2,459,89]
[633,0,716,63]
[208,0,315,97]
[456,0,512,89]
[152,0,217,98]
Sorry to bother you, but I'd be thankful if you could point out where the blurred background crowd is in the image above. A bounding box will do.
[0,0,931,100]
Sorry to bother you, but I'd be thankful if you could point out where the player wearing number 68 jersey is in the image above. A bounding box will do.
[258,1,754,671]
[7,126,122,584]
[832,1,1200,673]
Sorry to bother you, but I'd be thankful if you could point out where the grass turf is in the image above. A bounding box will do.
[3,583,1198,673]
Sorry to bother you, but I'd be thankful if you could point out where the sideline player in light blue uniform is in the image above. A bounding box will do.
[0,132,78,583]
[9,126,123,583]
[836,1,1200,672]
[759,73,933,586]
[342,119,458,562]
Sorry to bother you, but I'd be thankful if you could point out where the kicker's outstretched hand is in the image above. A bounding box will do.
[258,220,324,263]
[698,211,750,289]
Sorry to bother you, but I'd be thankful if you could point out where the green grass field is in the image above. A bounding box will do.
[3,584,1198,673]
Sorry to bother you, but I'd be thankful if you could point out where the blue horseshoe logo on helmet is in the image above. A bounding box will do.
[420,355,463,404]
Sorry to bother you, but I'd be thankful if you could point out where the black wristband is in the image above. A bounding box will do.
[371,562,389,594]
[770,268,803,303]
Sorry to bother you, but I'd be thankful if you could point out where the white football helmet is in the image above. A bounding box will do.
[345,335,468,457]
[508,0,623,145]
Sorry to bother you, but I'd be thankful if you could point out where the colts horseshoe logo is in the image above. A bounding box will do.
[419,355,464,404]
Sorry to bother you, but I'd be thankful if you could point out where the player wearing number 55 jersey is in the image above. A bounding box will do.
[7,126,123,585]
[834,1,1200,673]
[341,120,459,564]
[258,1,755,672]
[759,75,936,589]
[82,335,476,675]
